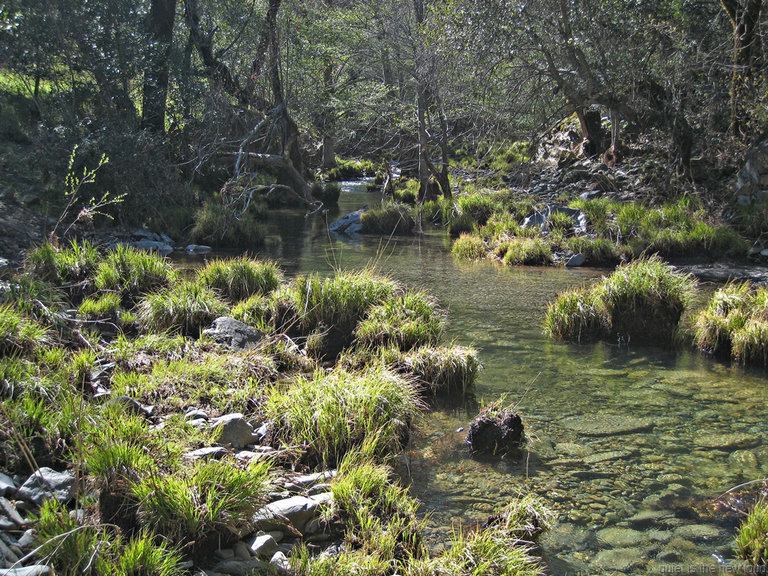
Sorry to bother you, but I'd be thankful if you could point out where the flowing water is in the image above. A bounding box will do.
[241,181,768,574]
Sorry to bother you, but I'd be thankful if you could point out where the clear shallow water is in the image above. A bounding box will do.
[243,182,768,574]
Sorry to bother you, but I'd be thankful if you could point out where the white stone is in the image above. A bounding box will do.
[249,534,279,558]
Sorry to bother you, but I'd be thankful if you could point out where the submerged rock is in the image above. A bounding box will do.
[466,407,525,456]
[329,209,366,236]
[560,414,654,437]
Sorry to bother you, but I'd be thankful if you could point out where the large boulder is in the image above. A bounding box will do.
[203,317,264,351]
[329,209,366,236]
[734,137,768,205]
[466,407,525,456]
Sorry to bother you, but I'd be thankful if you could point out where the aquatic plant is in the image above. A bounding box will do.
[138,281,228,336]
[197,256,282,302]
[401,344,480,397]
[360,203,415,235]
[737,498,768,566]
[544,288,606,342]
[94,244,176,304]
[326,157,378,180]
[265,366,422,466]
[356,291,445,351]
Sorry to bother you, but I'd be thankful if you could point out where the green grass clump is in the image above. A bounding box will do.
[231,293,273,332]
[695,283,768,366]
[36,499,105,575]
[265,367,422,466]
[356,292,444,351]
[737,498,768,566]
[197,257,282,302]
[500,237,552,266]
[401,344,480,397]
[360,203,415,235]
[0,304,51,356]
[448,213,477,237]
[593,255,695,344]
[546,256,695,344]
[566,236,619,265]
[326,157,378,180]
[289,270,399,358]
[487,141,532,171]
[94,245,176,304]
[393,179,419,204]
[26,240,100,288]
[452,234,487,261]
[421,198,453,225]
[189,202,266,249]
[138,281,228,336]
[98,532,186,576]
[132,458,272,549]
[78,292,122,321]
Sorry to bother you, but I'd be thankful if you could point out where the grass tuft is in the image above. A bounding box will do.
[355,292,445,351]
[737,498,768,566]
[360,203,415,235]
[197,257,282,302]
[94,245,176,305]
[138,281,228,336]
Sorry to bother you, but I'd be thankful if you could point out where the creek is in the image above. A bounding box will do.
[240,181,768,574]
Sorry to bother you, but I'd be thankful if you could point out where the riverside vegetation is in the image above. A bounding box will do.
[0,243,553,575]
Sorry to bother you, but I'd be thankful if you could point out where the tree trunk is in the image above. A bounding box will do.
[321,62,336,169]
[576,107,605,156]
[142,0,178,132]
[721,0,764,136]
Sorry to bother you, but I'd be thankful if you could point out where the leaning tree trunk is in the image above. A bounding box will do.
[576,106,605,157]
[142,0,177,132]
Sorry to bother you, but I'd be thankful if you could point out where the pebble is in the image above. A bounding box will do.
[0,474,15,497]
[673,524,721,541]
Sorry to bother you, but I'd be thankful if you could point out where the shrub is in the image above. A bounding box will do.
[0,304,51,356]
[189,202,265,249]
[94,245,176,304]
[360,203,415,235]
[138,281,228,336]
[356,292,444,351]
[265,367,423,465]
[452,234,487,261]
[197,257,282,302]
[737,498,768,566]
[132,458,272,549]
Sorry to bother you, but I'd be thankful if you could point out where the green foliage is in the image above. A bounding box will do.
[138,281,228,336]
[265,366,422,466]
[737,498,768,566]
[544,288,606,342]
[197,257,282,302]
[0,304,50,356]
[360,203,415,235]
[566,236,619,266]
[36,499,105,576]
[393,179,419,204]
[26,240,100,287]
[356,292,445,351]
[97,532,186,576]
[0,276,67,323]
[458,193,501,226]
[94,245,176,304]
[487,141,532,171]
[448,213,476,237]
[132,458,272,548]
[421,198,453,225]
[190,202,266,249]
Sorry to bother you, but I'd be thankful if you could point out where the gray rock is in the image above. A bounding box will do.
[232,541,251,560]
[591,548,647,572]
[184,447,229,461]
[0,566,51,576]
[0,473,14,497]
[16,468,75,506]
[16,529,36,550]
[249,534,279,558]
[212,413,258,449]
[626,510,672,528]
[583,450,632,465]
[565,252,585,267]
[185,409,208,421]
[214,560,268,576]
[186,244,212,254]
[0,538,19,564]
[203,317,264,351]
[124,240,174,255]
[329,209,366,236]
[255,493,331,531]
[560,414,654,437]
[270,551,290,573]
[0,498,26,527]
[215,549,235,560]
